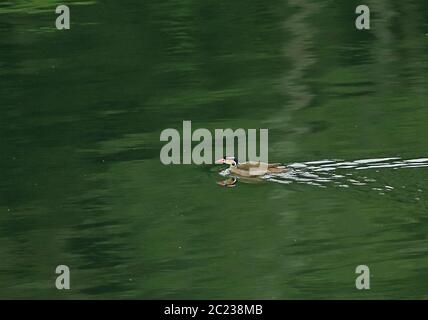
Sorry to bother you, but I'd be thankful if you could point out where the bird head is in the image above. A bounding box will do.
[215,156,237,166]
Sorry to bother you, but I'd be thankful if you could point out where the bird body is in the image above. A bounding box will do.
[216,157,287,177]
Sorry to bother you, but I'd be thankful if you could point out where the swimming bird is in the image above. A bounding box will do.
[215,156,287,177]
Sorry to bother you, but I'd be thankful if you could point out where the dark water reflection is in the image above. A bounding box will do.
[1,0,428,298]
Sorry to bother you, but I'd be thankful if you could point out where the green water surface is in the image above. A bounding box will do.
[1,0,428,299]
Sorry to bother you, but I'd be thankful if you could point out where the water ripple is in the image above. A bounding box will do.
[263,157,428,192]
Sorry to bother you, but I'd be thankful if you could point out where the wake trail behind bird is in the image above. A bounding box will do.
[263,157,428,194]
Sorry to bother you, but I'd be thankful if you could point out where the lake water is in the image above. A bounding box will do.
[1,0,428,299]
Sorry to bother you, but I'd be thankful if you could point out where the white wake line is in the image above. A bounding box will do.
[288,157,428,171]
[262,157,428,190]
